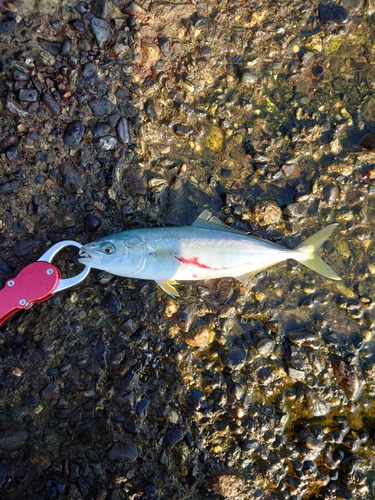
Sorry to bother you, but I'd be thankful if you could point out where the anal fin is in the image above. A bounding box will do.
[156,280,180,297]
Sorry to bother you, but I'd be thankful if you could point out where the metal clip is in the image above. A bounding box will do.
[37,240,91,293]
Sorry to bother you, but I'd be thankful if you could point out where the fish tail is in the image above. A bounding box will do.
[294,224,341,280]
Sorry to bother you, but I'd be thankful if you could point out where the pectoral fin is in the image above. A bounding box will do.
[156,280,180,297]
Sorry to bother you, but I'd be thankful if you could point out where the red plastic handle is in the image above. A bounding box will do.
[0,261,61,326]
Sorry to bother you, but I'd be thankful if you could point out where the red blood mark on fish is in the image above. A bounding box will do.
[175,256,215,270]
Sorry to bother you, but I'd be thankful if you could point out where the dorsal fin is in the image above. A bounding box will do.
[191,210,244,235]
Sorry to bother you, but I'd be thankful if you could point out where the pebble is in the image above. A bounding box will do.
[63,120,85,147]
[0,430,29,451]
[0,18,15,35]
[18,89,38,102]
[107,443,138,461]
[136,397,149,417]
[91,17,111,49]
[91,0,109,19]
[318,5,349,24]
[84,214,101,232]
[166,428,184,446]
[71,19,86,31]
[93,135,117,151]
[222,347,247,369]
[0,180,19,195]
[361,133,375,151]
[211,474,246,498]
[37,38,63,56]
[312,65,324,77]
[331,357,363,401]
[249,199,282,226]
[241,69,256,84]
[42,93,60,115]
[5,145,18,161]
[183,325,215,348]
[0,462,12,488]
[116,117,130,144]
[0,256,12,273]
[89,98,112,116]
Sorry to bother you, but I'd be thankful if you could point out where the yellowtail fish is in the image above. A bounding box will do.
[78,210,341,297]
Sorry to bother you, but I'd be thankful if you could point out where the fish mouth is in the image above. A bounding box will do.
[78,248,93,261]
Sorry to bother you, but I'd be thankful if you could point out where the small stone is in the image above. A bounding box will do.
[123,1,146,16]
[84,214,101,232]
[136,398,149,417]
[250,199,282,226]
[318,5,349,24]
[91,0,109,19]
[6,146,18,162]
[298,429,323,451]
[222,347,246,369]
[71,19,85,31]
[256,337,275,356]
[241,69,256,84]
[0,430,29,451]
[361,133,375,151]
[211,474,246,498]
[0,17,15,35]
[12,238,35,257]
[60,40,71,56]
[91,17,111,49]
[312,65,324,77]
[0,180,19,195]
[89,98,112,116]
[166,428,184,446]
[42,93,60,115]
[37,38,62,56]
[19,89,38,102]
[63,120,85,148]
[0,462,12,488]
[116,117,130,144]
[174,124,193,137]
[93,135,117,151]
[183,325,215,348]
[107,443,138,461]
[331,357,363,401]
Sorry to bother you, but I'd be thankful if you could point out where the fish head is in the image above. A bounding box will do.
[78,234,146,275]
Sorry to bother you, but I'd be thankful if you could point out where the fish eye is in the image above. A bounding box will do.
[101,243,115,255]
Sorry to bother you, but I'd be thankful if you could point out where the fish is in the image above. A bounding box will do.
[78,210,341,297]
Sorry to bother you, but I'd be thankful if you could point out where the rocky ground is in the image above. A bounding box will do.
[1,0,375,498]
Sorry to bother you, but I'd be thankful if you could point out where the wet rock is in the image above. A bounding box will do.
[46,479,66,498]
[71,19,85,31]
[305,389,329,417]
[166,428,184,446]
[12,238,35,257]
[107,443,138,461]
[331,357,363,401]
[93,135,117,151]
[5,146,18,162]
[91,17,111,49]
[89,98,112,116]
[0,430,29,451]
[63,120,85,148]
[318,5,349,24]
[256,337,275,356]
[116,117,130,144]
[298,429,323,451]
[0,17,15,35]
[91,0,109,19]
[241,69,256,84]
[361,133,375,151]
[0,256,12,273]
[211,474,246,498]
[0,180,19,195]
[183,325,215,348]
[144,99,156,121]
[312,65,324,77]
[158,34,170,56]
[84,214,101,232]
[42,93,60,115]
[123,419,139,434]
[37,38,63,56]
[18,89,38,102]
[136,398,149,417]
[249,199,282,226]
[0,462,12,488]
[62,165,84,193]
[222,347,246,369]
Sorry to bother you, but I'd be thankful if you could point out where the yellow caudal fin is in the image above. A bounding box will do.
[294,224,341,281]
